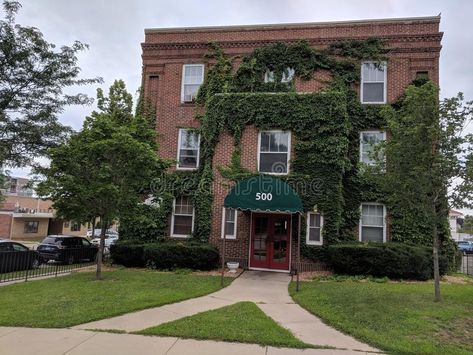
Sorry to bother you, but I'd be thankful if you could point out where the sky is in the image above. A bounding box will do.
[9,0,473,198]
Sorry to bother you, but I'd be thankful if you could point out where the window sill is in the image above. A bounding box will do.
[306,241,323,246]
[179,102,198,107]
[220,236,237,240]
[258,171,289,176]
[360,101,387,105]
[170,235,192,239]
[176,167,199,171]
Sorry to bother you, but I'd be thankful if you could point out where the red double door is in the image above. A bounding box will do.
[250,214,291,271]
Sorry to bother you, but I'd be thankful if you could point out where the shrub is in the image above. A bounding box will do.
[110,241,145,267]
[110,241,219,271]
[143,243,219,271]
[327,242,448,280]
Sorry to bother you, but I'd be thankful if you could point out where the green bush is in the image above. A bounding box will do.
[110,241,219,271]
[110,241,145,267]
[327,242,448,280]
[143,243,219,271]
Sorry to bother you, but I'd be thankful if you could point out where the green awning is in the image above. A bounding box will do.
[224,175,303,213]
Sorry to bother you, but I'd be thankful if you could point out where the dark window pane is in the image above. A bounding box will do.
[173,215,193,235]
[224,222,235,236]
[259,153,287,173]
[260,132,270,152]
[363,83,384,103]
[361,226,383,242]
[309,228,320,242]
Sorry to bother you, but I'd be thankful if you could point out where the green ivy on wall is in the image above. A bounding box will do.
[126,38,450,263]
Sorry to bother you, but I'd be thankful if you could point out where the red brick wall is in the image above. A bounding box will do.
[142,17,442,264]
[0,214,12,239]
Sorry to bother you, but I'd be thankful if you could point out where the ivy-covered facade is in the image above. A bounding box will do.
[140,16,443,271]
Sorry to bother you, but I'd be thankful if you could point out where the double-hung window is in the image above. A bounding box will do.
[221,208,237,239]
[181,64,204,102]
[306,212,323,245]
[171,196,194,237]
[258,130,290,174]
[361,62,387,104]
[360,131,386,165]
[177,129,200,169]
[360,203,386,242]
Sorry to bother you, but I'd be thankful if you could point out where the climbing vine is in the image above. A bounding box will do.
[128,38,450,262]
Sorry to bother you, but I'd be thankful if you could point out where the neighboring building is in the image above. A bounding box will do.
[0,177,88,240]
[141,16,442,272]
[449,209,472,242]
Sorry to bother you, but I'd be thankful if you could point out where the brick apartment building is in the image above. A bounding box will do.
[141,16,442,272]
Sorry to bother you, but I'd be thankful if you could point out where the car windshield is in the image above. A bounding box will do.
[42,237,64,245]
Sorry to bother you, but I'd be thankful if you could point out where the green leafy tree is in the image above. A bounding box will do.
[36,81,168,279]
[0,1,102,173]
[460,215,473,234]
[377,81,473,301]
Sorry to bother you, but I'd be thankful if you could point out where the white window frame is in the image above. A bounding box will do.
[360,61,387,104]
[181,64,204,103]
[257,130,291,175]
[359,203,386,243]
[176,128,200,170]
[359,130,386,165]
[221,207,237,239]
[171,196,195,238]
[306,212,323,246]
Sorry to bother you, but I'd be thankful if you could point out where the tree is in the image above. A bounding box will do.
[36,81,168,280]
[0,1,101,171]
[378,81,473,301]
[460,215,473,234]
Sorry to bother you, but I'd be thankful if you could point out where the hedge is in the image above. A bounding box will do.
[109,241,146,268]
[110,241,219,271]
[327,242,448,280]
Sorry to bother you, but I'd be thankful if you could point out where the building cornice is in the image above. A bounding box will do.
[145,16,440,34]
[141,33,443,53]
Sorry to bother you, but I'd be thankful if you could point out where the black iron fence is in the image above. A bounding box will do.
[459,254,473,276]
[0,248,97,284]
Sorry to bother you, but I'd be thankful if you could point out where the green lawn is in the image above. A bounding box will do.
[0,268,230,328]
[290,278,473,355]
[138,301,309,349]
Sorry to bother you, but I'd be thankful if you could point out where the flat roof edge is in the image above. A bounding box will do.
[145,15,440,34]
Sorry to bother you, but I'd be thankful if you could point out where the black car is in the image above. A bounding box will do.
[0,240,42,273]
[37,235,98,264]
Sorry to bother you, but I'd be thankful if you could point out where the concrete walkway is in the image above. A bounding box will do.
[75,271,378,353]
[0,327,376,355]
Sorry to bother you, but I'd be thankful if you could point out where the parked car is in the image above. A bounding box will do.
[37,235,98,264]
[457,241,473,254]
[0,240,42,273]
[86,229,118,238]
[91,235,119,248]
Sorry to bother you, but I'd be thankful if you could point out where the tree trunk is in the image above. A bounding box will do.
[91,217,96,239]
[432,204,441,302]
[96,221,107,280]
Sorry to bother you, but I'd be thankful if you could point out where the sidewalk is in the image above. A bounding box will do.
[74,271,378,352]
[0,327,376,355]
